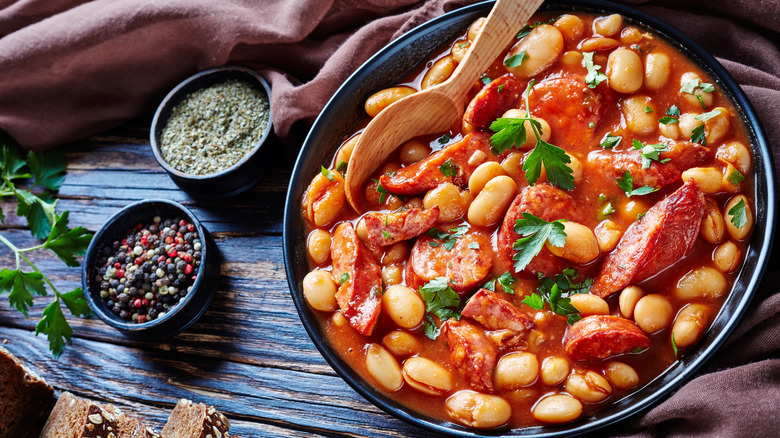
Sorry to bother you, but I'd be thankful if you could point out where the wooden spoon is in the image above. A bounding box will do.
[345,0,545,212]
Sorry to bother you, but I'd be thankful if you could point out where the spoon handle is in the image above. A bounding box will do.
[442,0,545,102]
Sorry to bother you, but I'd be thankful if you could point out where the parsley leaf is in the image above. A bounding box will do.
[419,277,461,339]
[439,158,458,177]
[0,269,46,318]
[522,269,590,324]
[667,105,681,117]
[644,106,653,113]
[728,198,748,229]
[27,150,66,191]
[512,213,567,272]
[381,230,391,239]
[504,52,527,68]
[320,165,335,182]
[438,134,451,145]
[599,134,622,149]
[489,81,574,190]
[599,202,615,219]
[468,242,480,249]
[516,19,555,39]
[16,190,58,239]
[632,139,670,169]
[658,116,679,125]
[617,171,658,197]
[59,288,90,317]
[727,167,745,186]
[481,74,492,85]
[583,52,608,89]
[372,179,389,204]
[680,78,714,109]
[497,272,516,295]
[1,144,31,181]
[336,160,348,173]
[695,109,722,123]
[340,272,349,285]
[671,333,678,357]
[426,224,469,251]
[691,124,706,145]
[43,212,92,267]
[482,278,496,292]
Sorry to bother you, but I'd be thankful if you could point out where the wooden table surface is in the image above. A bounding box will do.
[0,118,429,437]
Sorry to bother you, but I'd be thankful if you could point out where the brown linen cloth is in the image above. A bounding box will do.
[0,0,778,436]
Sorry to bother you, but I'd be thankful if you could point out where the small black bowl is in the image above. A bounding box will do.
[150,66,273,199]
[83,199,220,339]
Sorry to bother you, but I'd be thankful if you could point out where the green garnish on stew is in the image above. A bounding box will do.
[728,199,748,228]
[727,167,745,186]
[599,134,622,149]
[320,165,335,182]
[504,52,528,68]
[617,171,658,197]
[512,213,567,272]
[439,158,458,177]
[426,224,469,251]
[419,277,461,339]
[522,269,590,325]
[583,52,608,89]
[633,139,670,169]
[691,124,707,145]
[497,271,517,295]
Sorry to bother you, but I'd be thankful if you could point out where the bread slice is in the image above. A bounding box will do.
[39,392,160,438]
[0,346,55,437]
[161,399,231,438]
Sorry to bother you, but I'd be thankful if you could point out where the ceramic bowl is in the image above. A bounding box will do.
[283,1,776,436]
[150,66,273,199]
[83,199,220,339]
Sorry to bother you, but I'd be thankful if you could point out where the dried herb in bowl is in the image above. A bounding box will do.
[159,79,269,175]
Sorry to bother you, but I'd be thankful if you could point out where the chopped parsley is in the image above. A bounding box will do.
[438,134,452,144]
[728,198,748,229]
[336,160,348,173]
[419,277,461,339]
[504,51,528,68]
[617,171,658,197]
[512,213,567,272]
[659,105,680,125]
[691,124,707,145]
[680,78,714,109]
[489,81,574,190]
[320,165,336,182]
[516,19,556,39]
[695,109,723,123]
[497,84,505,93]
[468,242,480,249]
[583,51,608,89]
[522,268,591,324]
[481,74,492,85]
[339,272,349,285]
[372,179,390,204]
[599,134,622,149]
[633,139,670,169]
[644,105,653,113]
[599,202,615,219]
[381,230,391,239]
[497,272,516,295]
[439,158,458,177]
[426,224,469,251]
[727,167,745,186]
[667,105,681,116]
[671,333,678,357]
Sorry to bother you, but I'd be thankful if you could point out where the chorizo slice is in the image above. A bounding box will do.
[410,226,492,295]
[588,141,710,189]
[564,315,651,361]
[529,76,611,147]
[363,206,440,247]
[379,132,498,195]
[591,180,706,298]
[330,222,383,335]
[443,318,498,392]
[463,74,526,130]
[496,184,581,276]
[462,289,535,334]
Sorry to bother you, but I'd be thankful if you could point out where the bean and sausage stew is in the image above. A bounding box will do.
[301,11,754,430]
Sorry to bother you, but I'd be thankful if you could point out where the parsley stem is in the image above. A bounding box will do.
[0,235,62,296]
[0,234,22,270]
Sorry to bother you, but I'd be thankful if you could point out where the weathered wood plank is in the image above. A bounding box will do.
[0,327,425,437]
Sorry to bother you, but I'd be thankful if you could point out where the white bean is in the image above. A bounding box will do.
[619,286,644,319]
[467,175,517,227]
[705,107,730,144]
[607,48,643,93]
[565,370,612,403]
[382,285,425,329]
[605,361,639,390]
[505,25,564,78]
[365,86,416,117]
[545,221,599,264]
[724,195,753,240]
[700,197,725,244]
[682,167,723,194]
[468,161,505,195]
[382,330,421,357]
[622,95,657,135]
[533,394,582,423]
[402,356,453,395]
[634,294,673,333]
[307,229,331,265]
[540,356,570,387]
[594,14,623,37]
[713,241,741,273]
[303,270,338,312]
[672,304,710,349]
[569,294,610,317]
[422,56,456,89]
[595,220,623,252]
[494,352,539,390]
[716,141,752,175]
[675,267,727,300]
[554,14,585,43]
[365,343,403,391]
[644,52,670,90]
[399,139,431,165]
[445,391,512,429]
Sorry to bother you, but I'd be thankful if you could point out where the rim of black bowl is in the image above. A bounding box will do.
[284,1,776,436]
[83,199,215,336]
[149,66,273,182]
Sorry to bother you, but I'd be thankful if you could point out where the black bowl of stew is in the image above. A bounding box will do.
[283,0,775,436]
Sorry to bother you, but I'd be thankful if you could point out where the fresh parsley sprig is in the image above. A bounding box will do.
[0,143,92,358]
[512,213,567,272]
[632,139,670,169]
[419,277,461,339]
[426,224,469,250]
[489,81,574,190]
[583,52,608,89]
[522,268,590,324]
[728,198,748,228]
[680,78,714,109]
[617,171,658,197]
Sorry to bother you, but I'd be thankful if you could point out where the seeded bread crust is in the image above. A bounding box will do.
[0,346,55,437]
[39,392,160,438]
[161,399,231,438]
